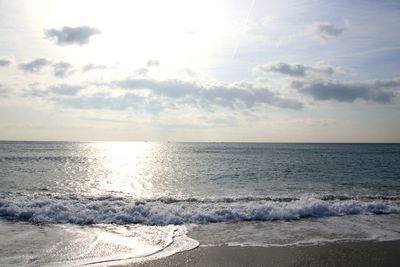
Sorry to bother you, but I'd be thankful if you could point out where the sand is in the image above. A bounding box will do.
[124,240,400,267]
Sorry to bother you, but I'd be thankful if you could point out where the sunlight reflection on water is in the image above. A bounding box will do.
[45,141,198,199]
[85,142,171,198]
[93,142,156,196]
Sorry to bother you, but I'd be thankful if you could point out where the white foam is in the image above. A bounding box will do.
[0,221,199,267]
[190,214,400,248]
[1,194,399,225]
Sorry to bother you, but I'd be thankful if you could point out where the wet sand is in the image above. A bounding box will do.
[125,240,400,267]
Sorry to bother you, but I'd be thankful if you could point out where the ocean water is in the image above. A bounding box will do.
[1,141,400,266]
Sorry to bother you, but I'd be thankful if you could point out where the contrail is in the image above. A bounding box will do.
[231,0,256,59]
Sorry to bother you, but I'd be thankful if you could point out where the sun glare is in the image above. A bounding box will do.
[39,0,230,69]
[92,142,156,196]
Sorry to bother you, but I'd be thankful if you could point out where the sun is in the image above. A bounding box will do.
[40,0,231,70]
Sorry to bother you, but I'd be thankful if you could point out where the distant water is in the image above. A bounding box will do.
[1,142,400,266]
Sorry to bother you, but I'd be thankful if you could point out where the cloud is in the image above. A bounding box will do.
[180,68,197,77]
[44,26,101,46]
[18,58,75,77]
[255,62,341,77]
[0,84,11,96]
[0,58,12,67]
[57,93,146,111]
[53,62,74,77]
[111,77,303,110]
[112,78,200,98]
[134,68,149,76]
[146,60,160,67]
[82,63,108,72]
[25,76,303,113]
[21,83,47,98]
[18,58,52,73]
[292,79,399,103]
[48,84,84,96]
[203,85,303,110]
[307,21,348,42]
[24,83,85,98]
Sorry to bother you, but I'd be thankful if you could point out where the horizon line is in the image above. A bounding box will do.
[0,139,399,144]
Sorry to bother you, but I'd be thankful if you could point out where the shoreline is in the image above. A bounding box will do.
[123,240,400,267]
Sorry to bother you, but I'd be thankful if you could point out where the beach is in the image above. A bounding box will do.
[128,240,400,267]
[2,0,400,265]
[1,142,400,266]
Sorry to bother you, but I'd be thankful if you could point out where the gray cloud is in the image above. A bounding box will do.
[308,22,347,42]
[0,58,12,67]
[18,58,52,73]
[57,93,147,111]
[146,60,160,67]
[180,68,196,77]
[112,77,303,110]
[24,83,85,98]
[18,58,74,77]
[134,68,149,76]
[22,83,48,98]
[53,62,74,77]
[112,78,200,98]
[255,62,340,77]
[203,85,303,110]
[48,84,84,96]
[293,79,399,103]
[82,63,108,72]
[0,84,11,97]
[44,26,101,46]
[26,76,303,112]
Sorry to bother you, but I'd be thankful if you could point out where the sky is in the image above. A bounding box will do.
[0,0,400,142]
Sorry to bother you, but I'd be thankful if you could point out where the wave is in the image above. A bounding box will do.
[0,193,399,225]
[142,195,400,203]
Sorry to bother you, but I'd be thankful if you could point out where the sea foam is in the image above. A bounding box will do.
[1,193,399,225]
[0,220,199,267]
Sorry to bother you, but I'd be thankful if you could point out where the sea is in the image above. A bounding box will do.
[1,141,400,266]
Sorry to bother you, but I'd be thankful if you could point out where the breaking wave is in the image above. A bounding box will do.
[1,193,399,225]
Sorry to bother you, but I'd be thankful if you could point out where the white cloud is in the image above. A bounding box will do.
[146,60,160,67]
[82,63,109,72]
